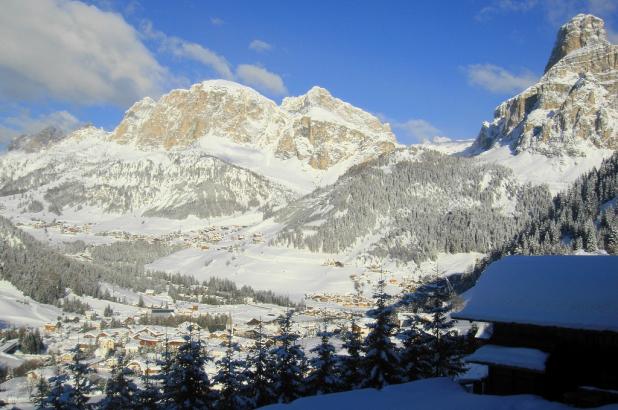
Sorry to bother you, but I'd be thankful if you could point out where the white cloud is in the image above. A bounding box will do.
[249,40,273,53]
[0,0,168,107]
[210,17,224,26]
[476,0,538,21]
[141,21,233,80]
[477,0,618,41]
[0,110,80,144]
[236,64,288,96]
[393,119,441,143]
[465,64,537,94]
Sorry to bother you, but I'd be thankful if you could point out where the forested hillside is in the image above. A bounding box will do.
[0,216,297,307]
[273,148,552,264]
[502,152,618,255]
[460,152,618,292]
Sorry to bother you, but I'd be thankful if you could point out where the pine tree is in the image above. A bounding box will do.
[103,304,114,318]
[161,334,213,409]
[420,287,465,378]
[243,321,275,407]
[270,311,305,403]
[99,355,139,409]
[583,220,598,252]
[361,280,401,389]
[39,370,76,410]
[66,346,93,409]
[398,314,431,381]
[340,319,364,390]
[135,361,160,410]
[306,326,342,395]
[606,224,618,254]
[214,329,250,410]
[31,375,50,408]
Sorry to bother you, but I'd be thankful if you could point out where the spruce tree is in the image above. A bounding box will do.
[66,346,93,409]
[340,319,364,390]
[398,314,431,381]
[243,321,275,407]
[606,224,618,254]
[306,326,342,395]
[270,311,305,403]
[99,355,139,409]
[161,334,213,409]
[40,370,76,410]
[136,361,160,410]
[31,375,50,408]
[361,280,401,389]
[214,329,249,410]
[420,287,465,378]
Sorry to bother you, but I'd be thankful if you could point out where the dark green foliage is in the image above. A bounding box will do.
[161,335,213,409]
[340,319,364,389]
[243,322,275,407]
[99,355,139,410]
[361,280,402,389]
[270,311,306,403]
[306,327,342,395]
[103,304,113,318]
[214,330,250,410]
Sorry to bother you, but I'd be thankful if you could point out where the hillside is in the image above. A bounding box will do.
[272,147,551,265]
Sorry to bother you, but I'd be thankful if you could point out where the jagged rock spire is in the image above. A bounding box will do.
[545,14,609,73]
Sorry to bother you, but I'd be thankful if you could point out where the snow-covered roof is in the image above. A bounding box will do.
[465,345,548,372]
[453,255,618,332]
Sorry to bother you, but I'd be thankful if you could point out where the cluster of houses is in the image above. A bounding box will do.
[15,219,94,235]
[306,292,373,308]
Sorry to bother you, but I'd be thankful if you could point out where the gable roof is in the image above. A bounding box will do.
[453,255,618,332]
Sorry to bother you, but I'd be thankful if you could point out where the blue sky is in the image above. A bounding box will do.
[1,0,617,147]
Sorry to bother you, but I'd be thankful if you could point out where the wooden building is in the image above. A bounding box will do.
[453,255,618,407]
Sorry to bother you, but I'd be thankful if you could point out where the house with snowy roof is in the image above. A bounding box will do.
[453,255,618,407]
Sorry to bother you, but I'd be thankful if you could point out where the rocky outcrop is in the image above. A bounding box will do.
[545,14,609,72]
[8,126,67,153]
[473,14,618,156]
[110,80,396,170]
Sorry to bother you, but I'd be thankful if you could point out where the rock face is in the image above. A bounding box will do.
[545,14,609,72]
[110,80,396,170]
[474,14,618,156]
[0,81,397,219]
[8,126,67,153]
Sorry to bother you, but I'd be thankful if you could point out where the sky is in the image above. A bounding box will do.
[0,0,617,147]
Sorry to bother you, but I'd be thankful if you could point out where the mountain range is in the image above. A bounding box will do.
[0,13,616,295]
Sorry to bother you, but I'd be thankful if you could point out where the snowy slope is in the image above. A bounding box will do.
[264,377,599,410]
[0,281,62,328]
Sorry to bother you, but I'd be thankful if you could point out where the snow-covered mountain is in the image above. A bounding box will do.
[0,82,397,220]
[470,14,617,192]
[272,147,551,266]
[110,80,397,191]
[0,126,297,220]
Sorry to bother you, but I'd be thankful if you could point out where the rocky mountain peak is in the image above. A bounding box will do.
[472,14,617,158]
[545,14,609,72]
[109,80,396,172]
[8,126,66,153]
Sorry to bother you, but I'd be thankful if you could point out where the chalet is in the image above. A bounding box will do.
[453,256,618,407]
[150,307,175,318]
[43,323,58,333]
